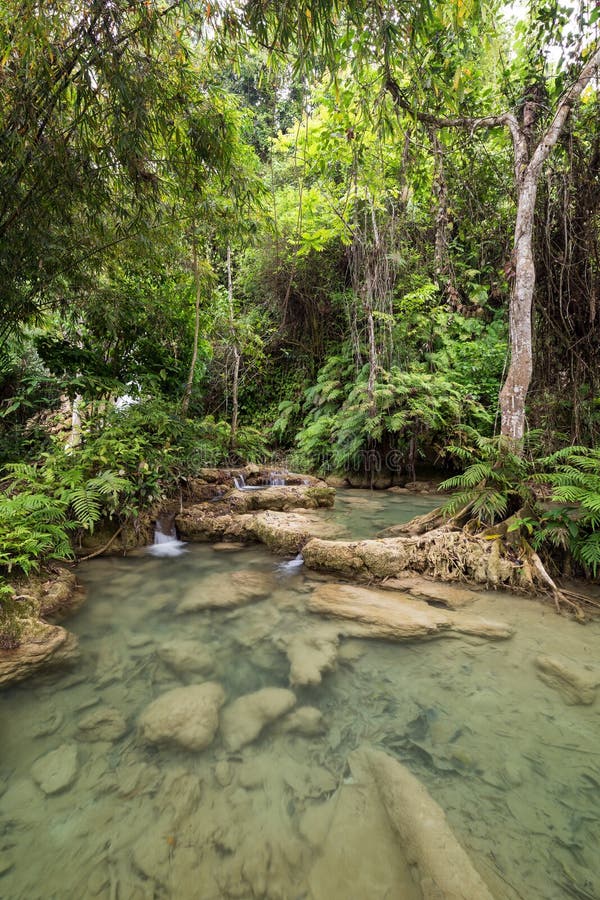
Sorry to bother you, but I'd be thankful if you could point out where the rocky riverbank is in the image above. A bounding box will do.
[0,568,84,688]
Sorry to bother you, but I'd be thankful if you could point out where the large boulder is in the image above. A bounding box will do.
[307,583,514,641]
[138,682,225,751]
[303,530,518,588]
[250,511,345,554]
[221,687,297,751]
[175,506,345,555]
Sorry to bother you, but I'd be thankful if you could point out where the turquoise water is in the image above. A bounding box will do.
[0,491,599,899]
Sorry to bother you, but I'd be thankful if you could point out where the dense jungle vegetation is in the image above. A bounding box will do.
[2,0,600,631]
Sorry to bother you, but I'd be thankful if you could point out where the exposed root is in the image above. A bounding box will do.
[522,543,585,619]
[74,526,124,563]
[305,510,592,620]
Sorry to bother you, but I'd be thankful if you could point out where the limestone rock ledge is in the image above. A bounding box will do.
[307,583,514,642]
[0,623,80,688]
[0,567,83,688]
[177,507,343,554]
[302,529,519,589]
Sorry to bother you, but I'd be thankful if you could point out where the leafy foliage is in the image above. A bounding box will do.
[293,355,490,475]
[440,431,535,524]
[535,446,600,576]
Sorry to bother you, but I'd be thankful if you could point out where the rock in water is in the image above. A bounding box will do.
[380,575,477,609]
[278,625,340,686]
[349,746,496,900]
[0,624,79,688]
[31,744,79,795]
[156,639,215,676]
[307,583,513,641]
[221,688,296,751]
[280,706,326,736]
[77,706,128,742]
[535,654,600,705]
[138,683,225,751]
[177,570,273,612]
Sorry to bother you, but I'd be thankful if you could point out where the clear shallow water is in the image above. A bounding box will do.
[0,492,599,899]
[321,488,441,540]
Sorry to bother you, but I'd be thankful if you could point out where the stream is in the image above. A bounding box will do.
[1,490,599,899]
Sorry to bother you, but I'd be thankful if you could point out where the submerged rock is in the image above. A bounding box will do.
[77,706,128,742]
[214,760,233,787]
[31,743,79,795]
[278,625,340,687]
[211,542,247,552]
[221,687,296,751]
[306,762,421,900]
[0,856,14,877]
[280,706,326,736]
[157,639,215,676]
[177,570,273,613]
[534,654,600,705]
[138,682,225,751]
[381,574,477,609]
[307,583,514,641]
[349,746,496,900]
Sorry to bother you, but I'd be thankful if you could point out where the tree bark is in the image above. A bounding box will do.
[429,129,450,277]
[227,243,241,450]
[181,230,202,417]
[498,172,537,441]
[499,46,600,441]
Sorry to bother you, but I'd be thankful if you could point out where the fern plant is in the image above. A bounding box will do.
[440,430,535,524]
[535,446,600,576]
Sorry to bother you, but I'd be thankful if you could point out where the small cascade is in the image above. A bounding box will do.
[269,472,286,486]
[147,515,188,557]
[233,473,264,491]
[154,520,177,543]
[276,553,304,574]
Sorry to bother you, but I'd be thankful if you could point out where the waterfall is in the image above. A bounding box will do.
[147,516,187,557]
[154,520,177,544]
[276,553,304,574]
[233,473,264,491]
[269,472,286,486]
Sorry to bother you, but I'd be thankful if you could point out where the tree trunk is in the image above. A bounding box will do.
[498,173,538,441]
[227,243,240,451]
[429,129,450,277]
[181,231,202,417]
[384,44,600,445]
